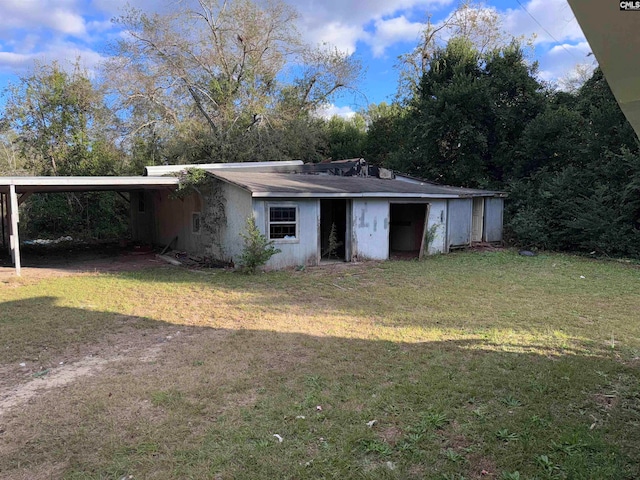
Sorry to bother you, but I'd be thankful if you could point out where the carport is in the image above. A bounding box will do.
[0,176,178,276]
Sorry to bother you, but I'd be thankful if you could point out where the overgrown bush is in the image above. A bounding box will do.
[239,217,280,274]
[22,192,129,240]
[171,168,209,199]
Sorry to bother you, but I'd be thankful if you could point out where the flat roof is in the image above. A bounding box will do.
[0,176,178,194]
[144,160,304,176]
[208,171,504,198]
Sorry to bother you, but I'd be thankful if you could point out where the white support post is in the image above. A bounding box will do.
[9,184,21,276]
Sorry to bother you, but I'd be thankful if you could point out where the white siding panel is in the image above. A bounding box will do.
[222,183,253,263]
[483,197,504,243]
[447,199,473,248]
[254,199,320,269]
[352,199,389,260]
[426,199,447,254]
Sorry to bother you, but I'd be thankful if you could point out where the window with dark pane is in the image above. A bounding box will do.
[268,206,297,239]
[270,207,296,222]
[192,212,201,234]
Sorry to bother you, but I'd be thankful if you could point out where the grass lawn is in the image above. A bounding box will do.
[0,251,639,479]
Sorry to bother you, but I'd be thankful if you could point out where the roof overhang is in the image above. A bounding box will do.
[567,1,640,139]
[250,192,504,199]
[0,176,178,194]
[145,160,304,176]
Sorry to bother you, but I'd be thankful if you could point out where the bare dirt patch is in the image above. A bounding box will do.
[0,323,180,418]
[0,242,167,280]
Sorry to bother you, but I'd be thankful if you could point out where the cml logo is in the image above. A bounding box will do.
[620,1,640,10]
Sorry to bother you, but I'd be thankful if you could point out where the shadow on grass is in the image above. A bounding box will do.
[0,296,638,480]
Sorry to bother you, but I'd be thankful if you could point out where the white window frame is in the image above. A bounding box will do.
[192,212,202,235]
[267,203,299,243]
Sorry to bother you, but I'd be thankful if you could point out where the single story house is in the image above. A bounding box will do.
[134,160,505,269]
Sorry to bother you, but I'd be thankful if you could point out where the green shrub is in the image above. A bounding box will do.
[239,217,280,274]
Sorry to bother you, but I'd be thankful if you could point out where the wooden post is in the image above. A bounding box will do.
[418,203,431,260]
[1,192,6,250]
[9,184,21,276]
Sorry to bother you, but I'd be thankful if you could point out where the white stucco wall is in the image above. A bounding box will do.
[221,183,253,263]
[153,189,209,254]
[426,199,448,254]
[351,199,389,260]
[253,198,320,269]
[151,178,252,262]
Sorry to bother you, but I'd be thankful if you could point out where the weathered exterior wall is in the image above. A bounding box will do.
[135,174,504,268]
[253,198,320,269]
[447,198,472,249]
[152,188,209,254]
[426,199,447,254]
[130,191,155,244]
[221,183,253,263]
[483,197,504,243]
[351,199,389,260]
[149,177,251,261]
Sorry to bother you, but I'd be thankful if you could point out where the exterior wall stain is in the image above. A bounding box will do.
[358,209,368,229]
[351,199,389,260]
[199,178,227,259]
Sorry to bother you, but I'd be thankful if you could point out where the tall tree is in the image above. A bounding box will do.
[105,0,361,164]
[397,1,517,98]
[363,102,406,165]
[390,38,545,188]
[2,61,120,176]
[1,61,129,240]
[324,114,367,160]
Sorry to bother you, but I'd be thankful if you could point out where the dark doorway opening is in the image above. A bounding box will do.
[320,199,348,260]
[389,203,428,259]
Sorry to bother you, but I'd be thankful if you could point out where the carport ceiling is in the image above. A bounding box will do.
[567,1,640,139]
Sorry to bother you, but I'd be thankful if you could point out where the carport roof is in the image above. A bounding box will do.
[0,176,178,194]
[208,171,504,198]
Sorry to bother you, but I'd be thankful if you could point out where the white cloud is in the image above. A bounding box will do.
[536,41,594,83]
[295,0,451,29]
[315,103,357,119]
[367,16,424,57]
[0,0,87,37]
[0,41,107,76]
[91,0,173,16]
[294,0,453,54]
[302,22,363,55]
[503,0,585,45]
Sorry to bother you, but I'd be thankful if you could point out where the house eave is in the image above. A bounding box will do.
[251,192,505,199]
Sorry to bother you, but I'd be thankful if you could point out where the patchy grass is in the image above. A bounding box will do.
[0,251,639,479]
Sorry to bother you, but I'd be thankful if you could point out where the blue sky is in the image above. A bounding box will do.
[0,0,592,117]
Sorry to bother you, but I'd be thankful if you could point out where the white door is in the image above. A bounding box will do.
[471,197,484,243]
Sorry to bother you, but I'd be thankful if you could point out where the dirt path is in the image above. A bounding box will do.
[0,324,178,418]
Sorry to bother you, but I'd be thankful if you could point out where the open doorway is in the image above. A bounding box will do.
[389,203,429,259]
[320,199,349,261]
[471,197,484,243]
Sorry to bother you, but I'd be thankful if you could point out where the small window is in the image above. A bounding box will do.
[192,212,201,234]
[268,205,297,241]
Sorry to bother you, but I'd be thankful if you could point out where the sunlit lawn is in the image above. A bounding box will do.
[0,251,638,479]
